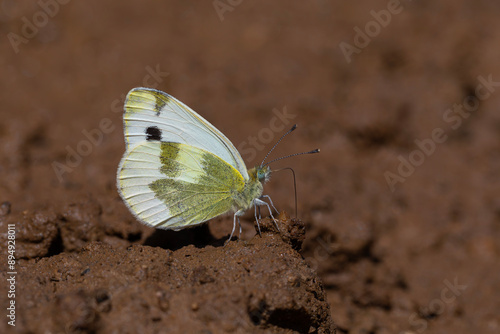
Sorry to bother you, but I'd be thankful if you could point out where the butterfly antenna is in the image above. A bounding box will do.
[273,167,298,218]
[260,124,297,167]
[263,149,320,167]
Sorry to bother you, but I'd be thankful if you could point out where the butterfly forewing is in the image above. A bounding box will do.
[123,88,249,180]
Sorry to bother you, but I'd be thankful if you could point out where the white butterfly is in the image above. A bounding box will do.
[117,87,283,241]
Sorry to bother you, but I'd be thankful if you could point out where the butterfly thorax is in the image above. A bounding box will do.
[231,166,270,211]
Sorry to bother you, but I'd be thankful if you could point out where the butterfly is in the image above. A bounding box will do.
[117,87,317,242]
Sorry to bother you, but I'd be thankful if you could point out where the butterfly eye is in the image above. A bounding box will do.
[256,167,269,182]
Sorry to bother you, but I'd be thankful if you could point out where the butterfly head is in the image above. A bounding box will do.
[257,165,271,183]
[249,165,271,184]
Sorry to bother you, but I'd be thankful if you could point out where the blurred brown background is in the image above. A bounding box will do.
[1,0,500,333]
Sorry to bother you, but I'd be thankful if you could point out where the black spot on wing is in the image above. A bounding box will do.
[146,126,162,141]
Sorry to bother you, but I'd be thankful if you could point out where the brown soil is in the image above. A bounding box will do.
[1,1,499,333]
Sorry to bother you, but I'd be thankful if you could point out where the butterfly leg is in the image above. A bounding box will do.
[238,216,242,238]
[260,195,279,215]
[254,204,262,237]
[254,198,280,232]
[227,210,246,245]
[227,212,238,244]
[227,213,237,244]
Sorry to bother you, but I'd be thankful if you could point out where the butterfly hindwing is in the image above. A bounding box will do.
[123,88,249,180]
[118,141,246,229]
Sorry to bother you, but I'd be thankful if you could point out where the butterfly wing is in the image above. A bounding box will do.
[117,141,245,229]
[123,87,249,180]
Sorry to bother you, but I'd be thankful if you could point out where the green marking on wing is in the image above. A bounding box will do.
[149,143,246,227]
[126,88,171,115]
[153,91,167,115]
[198,150,240,189]
[158,142,182,178]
